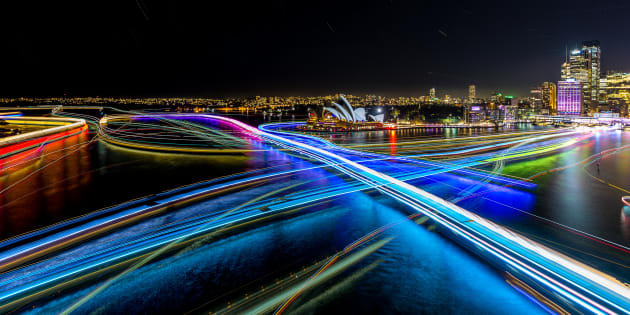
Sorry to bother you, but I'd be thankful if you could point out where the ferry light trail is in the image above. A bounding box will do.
[0,116,87,161]
[212,115,630,314]
[0,113,628,313]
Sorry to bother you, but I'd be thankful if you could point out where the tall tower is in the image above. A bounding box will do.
[561,41,601,113]
[582,40,601,112]
[429,88,436,99]
[468,85,476,103]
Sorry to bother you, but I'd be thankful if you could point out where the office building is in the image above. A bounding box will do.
[541,82,557,113]
[530,87,542,109]
[557,79,582,115]
[582,41,601,111]
[605,72,630,116]
[560,41,601,112]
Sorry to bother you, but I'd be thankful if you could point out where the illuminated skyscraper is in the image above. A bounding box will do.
[557,79,582,115]
[541,82,557,113]
[567,49,587,82]
[429,88,436,99]
[560,41,601,112]
[468,85,476,103]
[582,40,601,111]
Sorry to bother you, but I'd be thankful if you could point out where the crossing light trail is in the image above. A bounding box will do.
[215,115,630,314]
[0,113,629,313]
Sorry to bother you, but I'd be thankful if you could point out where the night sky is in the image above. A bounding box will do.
[3,0,630,98]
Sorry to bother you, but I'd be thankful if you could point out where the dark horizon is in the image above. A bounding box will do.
[3,0,630,99]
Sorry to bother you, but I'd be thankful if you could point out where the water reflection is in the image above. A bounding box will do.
[0,130,91,238]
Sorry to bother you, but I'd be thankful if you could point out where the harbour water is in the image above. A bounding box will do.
[2,114,629,313]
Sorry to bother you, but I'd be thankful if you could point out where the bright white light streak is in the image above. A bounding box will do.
[206,114,630,314]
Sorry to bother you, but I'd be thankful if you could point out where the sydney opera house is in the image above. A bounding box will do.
[303,95,386,131]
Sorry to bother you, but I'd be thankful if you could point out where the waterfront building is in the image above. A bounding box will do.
[557,79,582,115]
[541,82,557,113]
[429,88,436,100]
[605,72,630,116]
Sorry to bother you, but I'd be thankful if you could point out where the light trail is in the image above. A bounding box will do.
[97,114,262,153]
[247,238,392,315]
[0,113,628,313]
[216,115,630,314]
[58,181,307,315]
[0,116,90,197]
[0,116,87,160]
[274,213,423,314]
[421,171,630,259]
[0,116,545,309]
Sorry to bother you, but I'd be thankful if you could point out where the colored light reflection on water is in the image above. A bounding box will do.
[0,129,91,237]
[5,116,630,313]
[21,191,545,314]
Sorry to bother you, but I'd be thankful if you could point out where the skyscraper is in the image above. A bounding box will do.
[541,82,557,113]
[560,41,601,112]
[557,79,582,115]
[564,48,588,82]
[468,85,476,103]
[429,88,436,100]
[582,40,601,111]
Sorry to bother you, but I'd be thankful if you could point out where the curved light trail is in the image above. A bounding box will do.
[97,114,263,154]
[0,113,629,314]
[0,116,87,160]
[222,115,630,314]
